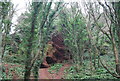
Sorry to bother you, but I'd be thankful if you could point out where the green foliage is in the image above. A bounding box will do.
[13,66,25,78]
[1,63,24,79]
[48,63,63,74]
[63,54,116,79]
[3,54,26,64]
[64,65,76,73]
[64,63,115,79]
[0,66,7,79]
[56,4,89,65]
[1,1,120,80]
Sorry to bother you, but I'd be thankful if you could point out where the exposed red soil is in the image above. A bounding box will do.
[39,63,71,79]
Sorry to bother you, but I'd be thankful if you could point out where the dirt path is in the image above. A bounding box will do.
[39,63,71,79]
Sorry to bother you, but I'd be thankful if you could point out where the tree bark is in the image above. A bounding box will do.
[24,3,40,80]
[111,34,120,75]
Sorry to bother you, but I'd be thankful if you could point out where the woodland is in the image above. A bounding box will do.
[0,0,120,80]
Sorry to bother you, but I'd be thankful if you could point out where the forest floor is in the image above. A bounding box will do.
[39,63,71,79]
[2,63,71,79]
[3,63,21,79]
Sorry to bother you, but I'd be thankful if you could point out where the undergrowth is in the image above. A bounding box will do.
[63,55,116,79]
[48,63,63,74]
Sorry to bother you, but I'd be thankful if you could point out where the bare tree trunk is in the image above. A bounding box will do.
[112,2,120,76]
[111,34,120,75]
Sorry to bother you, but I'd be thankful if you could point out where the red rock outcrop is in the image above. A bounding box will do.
[40,33,69,68]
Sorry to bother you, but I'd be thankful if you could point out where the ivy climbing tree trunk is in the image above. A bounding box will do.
[0,2,14,60]
[24,2,41,80]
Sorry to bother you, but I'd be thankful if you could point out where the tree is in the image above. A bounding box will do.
[84,1,120,78]
[0,1,15,79]
[15,1,63,80]
[57,3,88,69]
[112,2,120,76]
[23,2,41,80]
[0,1,14,60]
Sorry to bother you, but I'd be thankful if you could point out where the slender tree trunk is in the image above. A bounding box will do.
[111,35,120,75]
[112,2,120,76]
[0,15,2,62]
[0,17,2,79]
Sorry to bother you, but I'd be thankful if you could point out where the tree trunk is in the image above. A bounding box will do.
[24,3,40,80]
[111,35,120,75]
[112,2,120,76]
